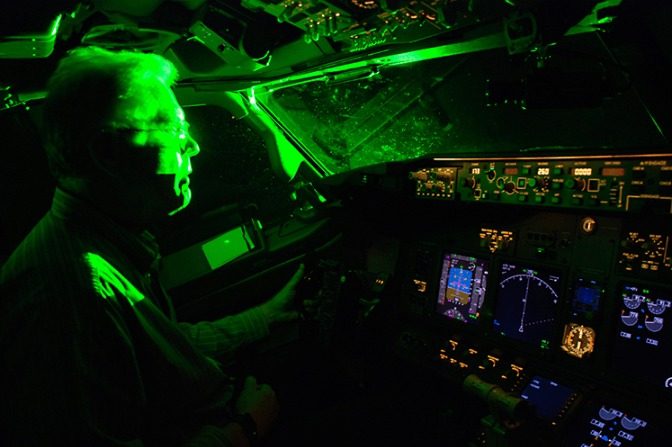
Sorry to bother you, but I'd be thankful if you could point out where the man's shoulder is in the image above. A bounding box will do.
[0,214,137,304]
[82,252,145,306]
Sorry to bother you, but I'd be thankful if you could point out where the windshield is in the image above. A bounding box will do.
[254,42,666,176]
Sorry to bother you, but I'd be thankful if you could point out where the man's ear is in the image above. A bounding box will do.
[88,136,123,178]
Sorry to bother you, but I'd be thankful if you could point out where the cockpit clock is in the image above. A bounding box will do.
[561,323,596,359]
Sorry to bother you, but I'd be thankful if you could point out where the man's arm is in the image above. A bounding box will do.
[177,306,270,359]
[0,256,262,447]
[179,265,304,358]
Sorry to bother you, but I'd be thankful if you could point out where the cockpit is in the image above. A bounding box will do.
[2,1,671,445]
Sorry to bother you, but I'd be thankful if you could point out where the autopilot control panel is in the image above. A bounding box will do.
[410,154,672,215]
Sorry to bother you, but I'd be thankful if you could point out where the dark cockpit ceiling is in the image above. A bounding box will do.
[3,1,672,446]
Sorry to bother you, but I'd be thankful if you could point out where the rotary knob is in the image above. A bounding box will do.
[463,177,477,189]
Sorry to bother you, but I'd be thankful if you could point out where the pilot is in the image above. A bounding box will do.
[0,46,303,446]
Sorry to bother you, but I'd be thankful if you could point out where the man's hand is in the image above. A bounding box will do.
[234,376,279,439]
[259,264,305,325]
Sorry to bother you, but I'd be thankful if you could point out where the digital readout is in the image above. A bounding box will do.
[601,167,625,176]
[573,168,593,176]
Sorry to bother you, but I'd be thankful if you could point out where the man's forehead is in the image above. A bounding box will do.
[113,80,184,127]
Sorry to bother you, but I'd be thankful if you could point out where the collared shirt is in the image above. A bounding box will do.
[0,189,268,446]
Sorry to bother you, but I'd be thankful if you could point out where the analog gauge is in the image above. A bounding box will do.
[623,293,641,310]
[644,316,664,333]
[620,310,638,326]
[561,323,596,359]
[647,299,670,315]
[621,415,647,431]
[598,406,621,421]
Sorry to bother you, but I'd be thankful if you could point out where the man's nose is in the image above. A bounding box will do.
[184,134,200,157]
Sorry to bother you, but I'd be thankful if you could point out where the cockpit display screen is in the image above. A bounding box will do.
[520,376,576,422]
[611,284,672,393]
[493,263,561,348]
[563,402,658,447]
[436,253,488,324]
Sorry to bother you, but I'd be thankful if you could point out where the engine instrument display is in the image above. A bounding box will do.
[520,376,577,422]
[612,284,672,393]
[493,263,561,348]
[564,403,657,447]
[436,253,489,324]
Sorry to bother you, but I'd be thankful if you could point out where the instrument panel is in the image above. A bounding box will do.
[345,151,672,445]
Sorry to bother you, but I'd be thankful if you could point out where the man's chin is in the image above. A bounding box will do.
[167,188,191,217]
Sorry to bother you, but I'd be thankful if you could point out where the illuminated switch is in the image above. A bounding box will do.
[518,194,528,202]
[551,182,562,190]
[552,167,563,175]
[521,168,531,175]
[534,195,544,204]
[587,179,600,192]
[551,196,561,204]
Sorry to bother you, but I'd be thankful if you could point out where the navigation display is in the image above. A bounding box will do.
[436,253,489,324]
[612,284,672,393]
[493,263,561,348]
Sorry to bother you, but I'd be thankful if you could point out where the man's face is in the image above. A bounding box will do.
[110,80,200,218]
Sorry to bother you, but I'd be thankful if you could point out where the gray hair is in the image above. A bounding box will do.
[42,46,178,182]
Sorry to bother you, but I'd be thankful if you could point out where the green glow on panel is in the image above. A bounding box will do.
[201,226,255,270]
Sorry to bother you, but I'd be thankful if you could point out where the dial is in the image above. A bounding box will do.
[621,415,647,431]
[598,406,622,421]
[562,323,596,358]
[623,293,641,310]
[620,310,638,326]
[644,316,664,333]
[647,299,669,315]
